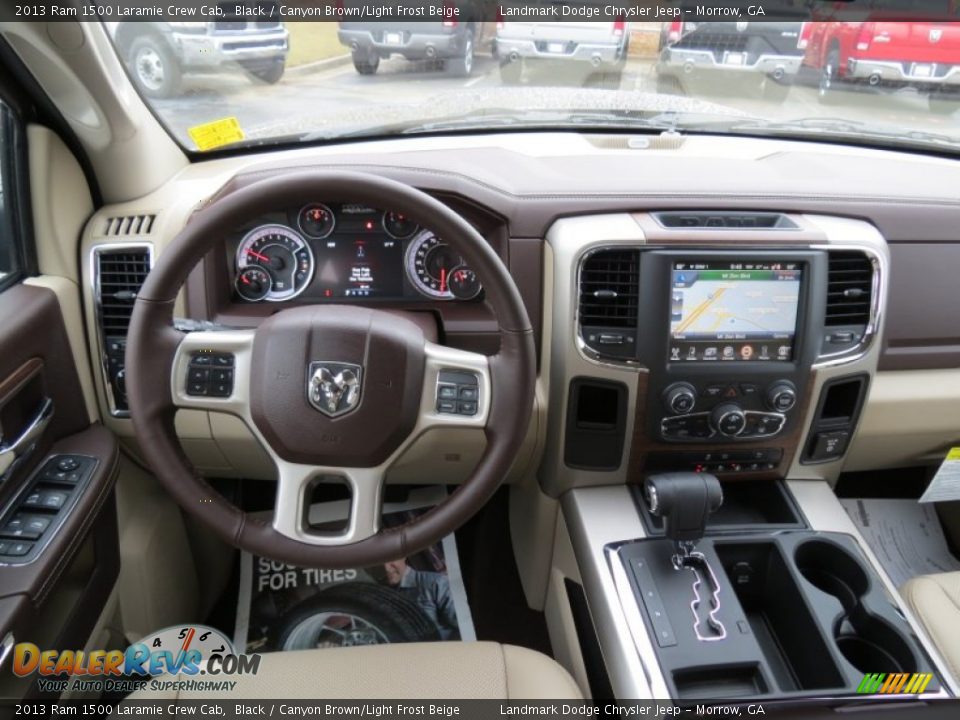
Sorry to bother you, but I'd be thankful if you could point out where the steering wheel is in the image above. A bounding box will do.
[125,171,535,568]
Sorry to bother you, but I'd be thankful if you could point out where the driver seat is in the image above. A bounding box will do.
[126,642,583,700]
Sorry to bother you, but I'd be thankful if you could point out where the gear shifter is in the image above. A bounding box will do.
[644,472,726,641]
[644,472,723,563]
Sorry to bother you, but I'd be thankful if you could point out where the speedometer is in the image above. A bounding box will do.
[405,231,458,299]
[236,224,314,302]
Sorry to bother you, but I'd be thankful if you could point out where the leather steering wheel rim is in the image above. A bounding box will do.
[125,170,536,568]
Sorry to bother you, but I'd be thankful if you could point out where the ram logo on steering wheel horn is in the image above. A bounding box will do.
[307,362,363,417]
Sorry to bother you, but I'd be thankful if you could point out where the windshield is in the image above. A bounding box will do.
[105,12,960,154]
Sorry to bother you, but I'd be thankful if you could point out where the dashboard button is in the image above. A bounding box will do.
[702,385,724,399]
[739,383,759,397]
[663,383,697,415]
[712,404,746,438]
[767,382,797,412]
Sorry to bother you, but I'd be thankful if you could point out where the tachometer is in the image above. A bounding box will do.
[236,224,314,302]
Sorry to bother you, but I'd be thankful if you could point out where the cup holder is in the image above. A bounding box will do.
[796,539,869,611]
[795,540,917,675]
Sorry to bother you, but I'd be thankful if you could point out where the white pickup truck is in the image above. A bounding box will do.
[494,17,630,86]
[106,20,289,98]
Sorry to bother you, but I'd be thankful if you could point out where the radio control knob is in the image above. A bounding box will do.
[712,403,746,437]
[767,382,797,413]
[663,383,697,415]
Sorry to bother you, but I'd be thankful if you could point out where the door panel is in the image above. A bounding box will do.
[0,284,89,501]
[0,75,121,698]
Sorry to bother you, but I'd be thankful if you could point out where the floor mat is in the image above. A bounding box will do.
[840,498,960,588]
[233,487,475,651]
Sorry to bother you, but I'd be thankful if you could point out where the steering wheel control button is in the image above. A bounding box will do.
[187,353,235,397]
[436,370,480,415]
[437,399,458,414]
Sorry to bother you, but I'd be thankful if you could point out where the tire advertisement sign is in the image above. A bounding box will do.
[234,488,476,652]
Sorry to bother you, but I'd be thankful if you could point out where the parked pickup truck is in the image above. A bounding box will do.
[657,21,807,101]
[108,20,289,99]
[494,19,629,87]
[338,21,480,77]
[802,21,960,112]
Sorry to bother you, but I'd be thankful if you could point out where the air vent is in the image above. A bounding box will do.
[825,251,873,327]
[96,248,151,337]
[103,214,155,236]
[655,212,798,230]
[579,249,640,329]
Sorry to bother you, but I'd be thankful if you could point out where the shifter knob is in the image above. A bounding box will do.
[644,472,723,546]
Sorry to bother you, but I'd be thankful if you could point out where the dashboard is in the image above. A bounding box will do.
[78,132,960,497]
[228,203,482,304]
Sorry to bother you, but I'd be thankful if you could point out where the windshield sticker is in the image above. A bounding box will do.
[187,117,246,152]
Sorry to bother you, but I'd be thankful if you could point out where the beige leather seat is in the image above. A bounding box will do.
[901,572,960,682]
[129,642,582,700]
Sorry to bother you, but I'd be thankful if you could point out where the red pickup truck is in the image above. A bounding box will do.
[802,21,960,112]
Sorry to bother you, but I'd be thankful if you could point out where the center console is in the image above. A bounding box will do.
[616,473,943,701]
[546,213,955,704]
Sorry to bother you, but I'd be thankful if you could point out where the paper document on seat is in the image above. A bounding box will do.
[840,498,960,588]
[234,487,476,652]
[919,447,960,503]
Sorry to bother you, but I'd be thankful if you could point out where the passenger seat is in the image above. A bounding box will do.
[901,572,960,682]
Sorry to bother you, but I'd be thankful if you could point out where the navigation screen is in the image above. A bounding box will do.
[669,261,802,362]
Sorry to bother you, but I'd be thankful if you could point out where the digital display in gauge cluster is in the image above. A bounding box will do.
[232,204,482,303]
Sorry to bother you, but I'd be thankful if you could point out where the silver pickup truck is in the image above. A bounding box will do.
[338,21,480,77]
[108,21,289,98]
[495,19,630,86]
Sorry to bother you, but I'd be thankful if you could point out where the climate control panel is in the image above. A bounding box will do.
[659,380,796,442]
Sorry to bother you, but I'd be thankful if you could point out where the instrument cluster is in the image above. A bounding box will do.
[232,203,482,303]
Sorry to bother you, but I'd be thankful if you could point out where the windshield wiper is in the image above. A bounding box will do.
[718,116,959,149]
[398,109,683,135]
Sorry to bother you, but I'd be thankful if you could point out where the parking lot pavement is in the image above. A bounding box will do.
[154,55,957,149]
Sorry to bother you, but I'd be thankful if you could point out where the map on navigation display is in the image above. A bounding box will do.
[669,262,802,362]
